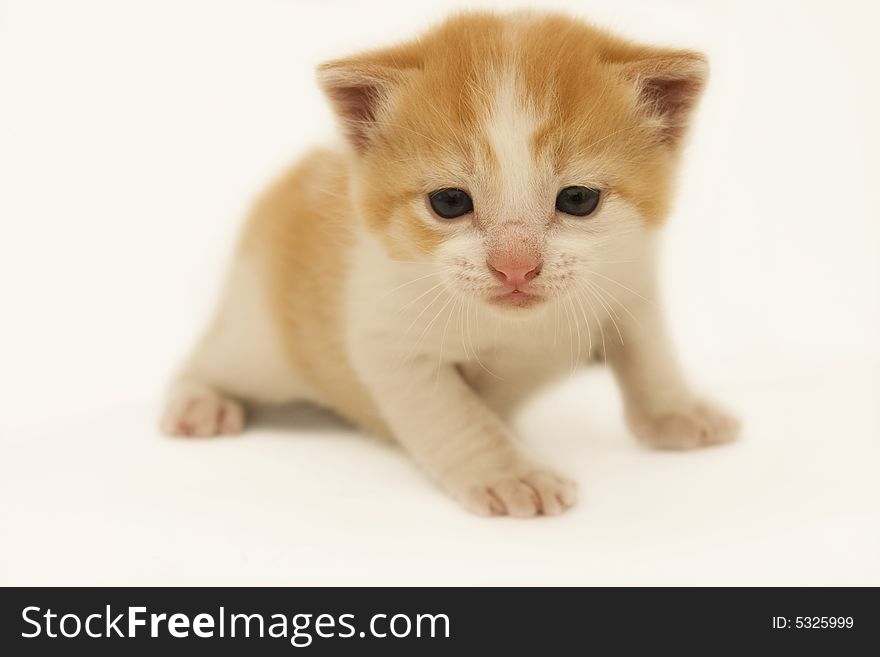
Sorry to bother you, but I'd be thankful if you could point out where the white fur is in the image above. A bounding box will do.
[162,61,738,515]
[188,253,313,404]
[484,69,544,216]
[161,252,314,436]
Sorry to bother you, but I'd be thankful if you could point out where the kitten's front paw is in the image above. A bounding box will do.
[627,399,740,450]
[447,467,578,518]
[161,387,245,437]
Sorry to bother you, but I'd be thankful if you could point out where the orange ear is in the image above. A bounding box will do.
[317,48,419,152]
[617,52,708,145]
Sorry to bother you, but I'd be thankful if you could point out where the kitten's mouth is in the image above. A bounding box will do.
[488,289,544,308]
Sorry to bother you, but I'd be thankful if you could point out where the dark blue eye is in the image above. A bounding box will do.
[428,188,473,219]
[556,186,601,217]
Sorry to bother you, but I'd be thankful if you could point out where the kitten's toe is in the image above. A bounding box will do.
[456,469,577,517]
[161,389,245,437]
[628,399,740,450]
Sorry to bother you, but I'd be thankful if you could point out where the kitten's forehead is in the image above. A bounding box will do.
[472,47,617,223]
[426,16,636,202]
[384,15,642,177]
[480,67,549,222]
[340,11,707,251]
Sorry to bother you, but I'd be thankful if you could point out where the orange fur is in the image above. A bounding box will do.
[319,11,706,247]
[259,12,706,430]
[163,11,733,517]
[241,149,390,437]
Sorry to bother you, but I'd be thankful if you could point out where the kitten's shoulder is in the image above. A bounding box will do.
[241,145,353,251]
[260,146,350,208]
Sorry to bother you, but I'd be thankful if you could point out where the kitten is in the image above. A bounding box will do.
[161,12,739,517]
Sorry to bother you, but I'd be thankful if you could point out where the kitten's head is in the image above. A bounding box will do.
[318,12,707,313]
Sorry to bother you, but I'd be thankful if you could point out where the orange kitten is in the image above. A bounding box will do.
[162,12,739,517]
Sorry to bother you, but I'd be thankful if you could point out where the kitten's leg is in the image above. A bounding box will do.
[161,256,310,437]
[605,301,740,449]
[356,356,576,517]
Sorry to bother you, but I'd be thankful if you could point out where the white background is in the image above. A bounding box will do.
[1,0,878,585]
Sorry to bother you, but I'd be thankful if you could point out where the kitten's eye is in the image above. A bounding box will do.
[428,188,473,219]
[556,186,601,217]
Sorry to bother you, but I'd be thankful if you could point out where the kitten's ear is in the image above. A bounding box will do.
[616,51,708,145]
[317,50,417,152]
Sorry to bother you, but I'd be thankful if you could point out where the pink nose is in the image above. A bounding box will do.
[487,257,542,288]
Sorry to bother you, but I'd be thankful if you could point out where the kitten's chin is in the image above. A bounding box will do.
[487,290,545,311]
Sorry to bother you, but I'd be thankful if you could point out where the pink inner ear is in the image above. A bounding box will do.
[325,82,382,151]
[618,52,707,146]
[641,74,703,143]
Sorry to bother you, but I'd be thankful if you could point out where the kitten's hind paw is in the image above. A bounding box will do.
[161,383,245,437]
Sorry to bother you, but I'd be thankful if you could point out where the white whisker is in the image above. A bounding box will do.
[377,270,444,301]
[584,280,624,345]
[587,269,652,303]
[395,279,447,316]
[407,292,456,367]
[435,297,460,390]
[578,284,607,361]
[571,288,594,355]
[567,295,583,371]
